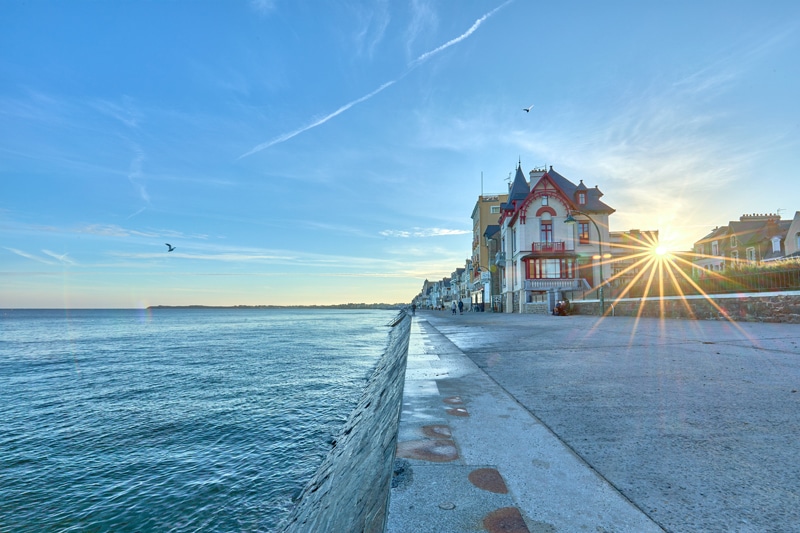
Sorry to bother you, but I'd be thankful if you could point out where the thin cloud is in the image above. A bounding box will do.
[42,250,76,265]
[380,227,471,238]
[249,0,277,16]
[240,1,511,158]
[6,247,55,265]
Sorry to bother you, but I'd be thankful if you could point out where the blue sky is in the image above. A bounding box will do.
[2,0,799,308]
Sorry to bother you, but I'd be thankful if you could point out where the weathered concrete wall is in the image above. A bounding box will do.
[280,313,411,533]
[570,291,800,323]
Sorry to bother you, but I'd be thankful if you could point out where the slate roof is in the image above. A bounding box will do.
[543,167,614,213]
[483,224,500,239]
[500,164,530,210]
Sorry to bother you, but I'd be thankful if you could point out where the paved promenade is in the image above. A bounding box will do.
[386,311,800,533]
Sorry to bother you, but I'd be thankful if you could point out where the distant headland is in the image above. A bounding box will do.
[146,303,404,310]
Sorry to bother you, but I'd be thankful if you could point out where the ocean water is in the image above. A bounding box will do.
[0,307,398,532]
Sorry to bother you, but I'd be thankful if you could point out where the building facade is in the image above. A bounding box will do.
[498,165,614,313]
[470,193,508,310]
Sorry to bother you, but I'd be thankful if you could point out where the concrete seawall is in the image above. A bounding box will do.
[279,313,411,533]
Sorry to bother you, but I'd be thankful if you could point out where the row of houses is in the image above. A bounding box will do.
[413,162,800,314]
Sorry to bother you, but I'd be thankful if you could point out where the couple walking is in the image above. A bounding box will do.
[451,300,463,315]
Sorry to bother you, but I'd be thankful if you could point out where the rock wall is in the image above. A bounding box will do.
[570,292,800,323]
[280,313,411,533]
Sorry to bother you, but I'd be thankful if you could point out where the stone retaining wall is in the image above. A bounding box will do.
[280,313,411,533]
[570,292,800,323]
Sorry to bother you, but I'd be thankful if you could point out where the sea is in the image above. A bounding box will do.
[0,307,400,532]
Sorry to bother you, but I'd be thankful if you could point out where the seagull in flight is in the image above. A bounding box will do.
[165,243,176,252]
[523,104,534,112]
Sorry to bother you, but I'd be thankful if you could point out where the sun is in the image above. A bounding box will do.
[654,245,668,256]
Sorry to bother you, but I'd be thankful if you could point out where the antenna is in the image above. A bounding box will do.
[777,208,785,217]
[481,171,484,197]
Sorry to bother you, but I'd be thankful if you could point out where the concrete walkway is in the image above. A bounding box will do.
[386,311,800,533]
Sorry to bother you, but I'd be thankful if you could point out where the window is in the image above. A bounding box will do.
[541,195,548,206]
[731,250,739,262]
[772,236,781,253]
[711,241,719,256]
[730,234,737,247]
[528,258,575,279]
[578,192,586,205]
[796,232,800,249]
[540,222,552,243]
[578,222,590,244]
[747,247,756,262]
[696,244,705,254]
[490,206,500,214]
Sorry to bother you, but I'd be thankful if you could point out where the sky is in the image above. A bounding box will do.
[2,0,799,308]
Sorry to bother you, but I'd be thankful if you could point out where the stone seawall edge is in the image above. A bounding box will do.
[280,313,411,533]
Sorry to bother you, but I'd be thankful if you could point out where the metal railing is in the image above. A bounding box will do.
[613,268,800,298]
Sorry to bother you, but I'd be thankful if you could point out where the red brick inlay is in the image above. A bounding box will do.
[442,395,463,405]
[446,407,469,417]
[483,507,530,533]
[422,424,452,438]
[396,439,459,462]
[468,468,508,494]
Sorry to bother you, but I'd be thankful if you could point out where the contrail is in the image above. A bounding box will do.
[239,1,513,158]
[410,0,513,67]
[239,80,397,159]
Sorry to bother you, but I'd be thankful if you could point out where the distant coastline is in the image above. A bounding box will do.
[146,303,404,310]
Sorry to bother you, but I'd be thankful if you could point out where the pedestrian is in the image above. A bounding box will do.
[411,303,416,316]
[451,301,457,315]
[458,300,463,314]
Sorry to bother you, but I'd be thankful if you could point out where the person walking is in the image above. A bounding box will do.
[451,301,457,315]
[457,300,463,314]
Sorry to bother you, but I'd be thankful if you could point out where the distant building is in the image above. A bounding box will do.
[470,193,508,310]
[692,213,794,275]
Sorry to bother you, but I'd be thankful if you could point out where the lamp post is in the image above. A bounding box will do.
[565,210,606,314]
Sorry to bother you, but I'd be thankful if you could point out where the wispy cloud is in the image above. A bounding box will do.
[127,144,150,209]
[42,249,76,265]
[92,97,142,128]
[352,0,390,59]
[249,0,277,16]
[240,0,512,158]
[79,224,159,238]
[6,247,52,264]
[380,227,470,238]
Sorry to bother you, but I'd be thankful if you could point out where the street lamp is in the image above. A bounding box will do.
[565,210,607,314]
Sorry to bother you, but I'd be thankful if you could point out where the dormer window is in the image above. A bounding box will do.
[771,236,781,253]
[542,195,548,206]
[577,192,586,205]
[730,235,737,247]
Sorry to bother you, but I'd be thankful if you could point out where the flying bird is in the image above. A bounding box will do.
[165,243,175,252]
[523,104,534,112]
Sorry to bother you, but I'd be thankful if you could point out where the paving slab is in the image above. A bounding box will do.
[387,316,664,533]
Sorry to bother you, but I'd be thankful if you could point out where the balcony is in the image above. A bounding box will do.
[531,241,567,254]
[524,278,590,291]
